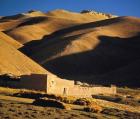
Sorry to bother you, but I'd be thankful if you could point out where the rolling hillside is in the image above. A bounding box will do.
[1,10,116,44]
[0,9,140,87]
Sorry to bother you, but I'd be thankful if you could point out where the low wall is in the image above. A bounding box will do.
[68,86,92,97]
[47,76,117,97]
[67,85,116,97]
[47,75,74,94]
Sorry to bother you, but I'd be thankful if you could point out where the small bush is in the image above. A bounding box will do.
[92,95,122,103]
[57,96,76,104]
[32,99,66,109]
[63,104,72,110]
[74,98,91,105]
[84,103,103,113]
[14,92,44,99]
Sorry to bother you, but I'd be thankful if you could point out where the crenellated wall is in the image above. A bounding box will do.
[67,85,116,97]
[46,75,117,97]
[0,73,117,97]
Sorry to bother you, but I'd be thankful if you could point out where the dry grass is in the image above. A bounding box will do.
[84,103,103,113]
[0,87,44,96]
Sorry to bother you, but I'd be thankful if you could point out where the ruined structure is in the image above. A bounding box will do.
[0,73,116,97]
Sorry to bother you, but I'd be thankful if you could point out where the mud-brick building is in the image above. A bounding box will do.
[0,73,116,97]
[0,37,116,97]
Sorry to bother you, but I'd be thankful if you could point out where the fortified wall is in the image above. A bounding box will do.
[0,73,117,97]
[47,76,117,97]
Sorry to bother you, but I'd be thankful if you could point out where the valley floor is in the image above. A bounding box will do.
[0,87,140,119]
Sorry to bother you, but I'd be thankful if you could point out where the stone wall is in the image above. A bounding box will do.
[46,75,74,94]
[0,73,117,97]
[46,75,116,97]
[66,85,116,97]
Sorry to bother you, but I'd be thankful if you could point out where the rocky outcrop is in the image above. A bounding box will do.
[81,10,117,18]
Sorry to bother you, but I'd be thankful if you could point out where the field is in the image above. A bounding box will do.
[0,87,140,119]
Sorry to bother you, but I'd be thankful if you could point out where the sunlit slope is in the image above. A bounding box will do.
[0,10,116,44]
[0,38,50,76]
[0,31,22,49]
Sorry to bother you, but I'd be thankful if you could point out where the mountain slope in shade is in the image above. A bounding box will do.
[20,16,140,87]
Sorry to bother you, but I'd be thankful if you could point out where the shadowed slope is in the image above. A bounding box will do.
[42,35,140,87]
[20,16,140,60]
[19,16,140,87]
[0,10,140,87]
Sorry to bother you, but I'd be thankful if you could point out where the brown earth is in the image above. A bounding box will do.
[0,87,140,119]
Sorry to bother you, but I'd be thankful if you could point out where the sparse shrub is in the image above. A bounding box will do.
[84,103,103,113]
[74,98,91,105]
[32,99,66,109]
[56,96,76,104]
[92,95,122,103]
[101,108,140,118]
[63,104,72,110]
[14,92,44,99]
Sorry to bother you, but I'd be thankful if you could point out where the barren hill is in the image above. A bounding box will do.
[0,9,140,87]
[0,10,116,44]
[0,31,22,49]
[20,15,140,87]
[0,36,51,76]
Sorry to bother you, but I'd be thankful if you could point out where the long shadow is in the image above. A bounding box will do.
[20,33,85,57]
[0,14,25,22]
[17,16,48,27]
[42,35,140,87]
[19,16,123,56]
[42,16,123,38]
[0,73,47,90]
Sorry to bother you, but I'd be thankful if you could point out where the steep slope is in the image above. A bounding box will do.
[0,31,22,49]
[1,10,116,44]
[20,16,140,87]
[0,37,51,76]
[0,10,139,87]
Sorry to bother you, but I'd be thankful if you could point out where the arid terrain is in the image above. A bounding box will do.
[0,10,140,87]
[0,9,140,118]
[0,87,140,119]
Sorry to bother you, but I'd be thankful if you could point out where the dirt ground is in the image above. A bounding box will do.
[0,87,140,119]
[0,99,115,119]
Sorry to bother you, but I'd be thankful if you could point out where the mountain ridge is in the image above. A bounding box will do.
[0,9,140,87]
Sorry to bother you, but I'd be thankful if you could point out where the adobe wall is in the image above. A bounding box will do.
[46,75,116,97]
[67,85,116,97]
[20,74,47,91]
[46,75,74,94]
[68,86,93,97]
